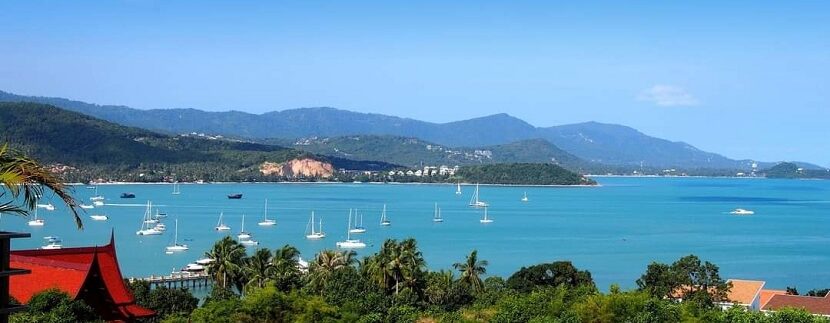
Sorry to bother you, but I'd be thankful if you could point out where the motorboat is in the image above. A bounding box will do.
[730,208,755,215]
[121,193,136,199]
[89,214,108,221]
[227,193,243,199]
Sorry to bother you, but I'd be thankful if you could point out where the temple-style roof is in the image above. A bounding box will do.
[10,234,155,321]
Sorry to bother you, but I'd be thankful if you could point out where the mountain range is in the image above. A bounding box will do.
[0,90,822,170]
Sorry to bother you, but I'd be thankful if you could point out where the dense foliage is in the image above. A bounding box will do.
[765,162,830,179]
[10,289,100,323]
[118,237,830,322]
[454,163,596,185]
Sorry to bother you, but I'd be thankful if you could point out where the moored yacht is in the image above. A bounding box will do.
[348,209,366,233]
[165,219,189,252]
[730,208,755,215]
[479,206,493,224]
[468,184,489,208]
[215,212,231,231]
[379,204,391,226]
[258,199,276,226]
[305,211,326,239]
[336,212,366,249]
[89,214,108,221]
[136,201,163,235]
[433,203,443,222]
[27,208,45,226]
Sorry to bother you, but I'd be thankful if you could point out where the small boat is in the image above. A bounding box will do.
[80,204,94,209]
[165,219,189,252]
[43,236,60,242]
[36,203,55,211]
[379,204,391,226]
[227,193,243,199]
[215,212,231,231]
[93,200,105,206]
[456,182,462,195]
[240,239,259,246]
[90,186,104,201]
[89,214,108,221]
[730,208,755,215]
[172,182,181,195]
[305,211,326,239]
[433,203,443,223]
[237,214,251,240]
[468,184,489,208]
[521,192,529,202]
[348,209,366,233]
[479,206,493,224]
[183,263,205,271]
[153,223,167,231]
[258,199,276,226]
[195,258,214,265]
[136,201,163,235]
[28,208,45,226]
[85,186,96,189]
[41,241,62,250]
[121,193,136,199]
[336,212,366,249]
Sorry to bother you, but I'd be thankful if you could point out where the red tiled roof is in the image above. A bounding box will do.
[762,293,830,315]
[10,234,155,321]
[760,289,788,308]
[726,279,765,305]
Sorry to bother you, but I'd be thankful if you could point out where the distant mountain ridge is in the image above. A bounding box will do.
[0,90,822,170]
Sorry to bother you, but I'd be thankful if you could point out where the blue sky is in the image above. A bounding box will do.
[1,1,828,165]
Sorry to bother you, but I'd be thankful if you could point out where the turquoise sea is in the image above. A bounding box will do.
[3,177,829,290]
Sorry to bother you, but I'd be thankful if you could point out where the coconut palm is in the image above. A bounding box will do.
[271,244,301,291]
[244,248,273,289]
[367,239,426,295]
[205,236,246,289]
[308,249,355,294]
[0,143,82,228]
[454,250,488,293]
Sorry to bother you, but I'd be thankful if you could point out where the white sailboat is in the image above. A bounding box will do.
[89,214,108,221]
[93,200,105,206]
[348,209,366,233]
[258,199,276,226]
[90,186,104,202]
[37,203,55,211]
[305,211,326,239]
[136,201,163,235]
[172,182,181,195]
[468,183,489,208]
[336,212,366,249]
[479,206,493,224]
[165,218,189,252]
[521,192,529,202]
[456,182,462,195]
[238,214,252,240]
[215,212,231,231]
[27,208,45,226]
[379,204,391,226]
[433,203,443,222]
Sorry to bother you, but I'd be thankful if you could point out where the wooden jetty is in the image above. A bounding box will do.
[129,271,212,289]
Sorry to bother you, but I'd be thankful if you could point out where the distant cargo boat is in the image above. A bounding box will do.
[227,194,243,199]
[120,193,136,199]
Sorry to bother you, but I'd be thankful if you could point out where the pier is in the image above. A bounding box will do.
[129,271,212,289]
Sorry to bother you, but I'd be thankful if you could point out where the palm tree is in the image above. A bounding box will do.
[244,248,273,289]
[308,249,355,295]
[454,250,488,293]
[205,236,246,289]
[271,245,300,291]
[367,239,426,295]
[0,143,82,228]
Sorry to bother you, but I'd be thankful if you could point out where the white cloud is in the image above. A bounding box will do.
[637,85,699,107]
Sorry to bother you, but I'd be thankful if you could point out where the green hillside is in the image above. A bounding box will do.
[455,163,595,185]
[0,102,395,182]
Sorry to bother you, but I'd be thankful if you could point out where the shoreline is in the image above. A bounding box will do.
[70,181,600,188]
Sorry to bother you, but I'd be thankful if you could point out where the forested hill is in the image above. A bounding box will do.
[266,135,587,170]
[1,90,809,170]
[0,102,396,182]
[455,163,595,185]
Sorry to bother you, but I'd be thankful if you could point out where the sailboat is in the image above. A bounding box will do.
[36,203,55,211]
[305,211,326,239]
[90,186,104,202]
[433,203,443,222]
[336,211,366,249]
[521,192,529,202]
[215,212,231,231]
[456,182,462,195]
[165,218,189,252]
[479,206,493,224]
[238,214,252,240]
[136,201,163,235]
[379,204,391,226]
[27,208,45,226]
[349,209,366,233]
[172,182,181,195]
[258,199,276,226]
[468,183,489,208]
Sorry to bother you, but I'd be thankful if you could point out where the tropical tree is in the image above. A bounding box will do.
[506,261,595,293]
[205,236,246,290]
[271,244,301,291]
[244,248,274,290]
[307,249,355,295]
[0,143,82,227]
[366,239,426,295]
[454,250,488,293]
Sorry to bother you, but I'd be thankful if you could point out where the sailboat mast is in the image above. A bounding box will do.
[264,199,268,220]
[347,210,352,240]
[174,218,178,245]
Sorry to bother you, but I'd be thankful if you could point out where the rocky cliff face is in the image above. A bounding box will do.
[260,158,334,178]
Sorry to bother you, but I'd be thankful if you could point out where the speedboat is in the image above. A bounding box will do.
[136,228,162,235]
[227,193,243,199]
[41,242,62,250]
[183,263,205,271]
[89,214,108,221]
[120,193,136,199]
[37,203,55,211]
[93,200,105,206]
[80,204,95,209]
[195,258,214,265]
[730,208,755,215]
[336,239,366,249]
[240,239,259,246]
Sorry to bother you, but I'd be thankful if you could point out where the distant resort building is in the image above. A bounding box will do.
[679,278,830,317]
[9,234,155,321]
